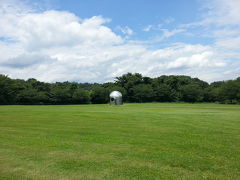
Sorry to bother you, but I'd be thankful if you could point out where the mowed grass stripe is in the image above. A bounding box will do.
[0,103,240,180]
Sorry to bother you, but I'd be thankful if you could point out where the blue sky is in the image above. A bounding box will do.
[52,0,201,42]
[55,0,199,25]
[0,0,239,82]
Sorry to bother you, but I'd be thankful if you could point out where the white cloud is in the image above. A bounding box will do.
[200,0,240,27]
[0,0,238,83]
[143,25,153,32]
[0,10,122,51]
[161,28,185,39]
[117,26,133,36]
[213,29,240,38]
[181,0,240,28]
[152,28,186,42]
[142,24,162,32]
[2,53,56,68]
[215,37,240,50]
[164,17,175,24]
[167,51,225,69]
[105,43,227,82]
[175,0,240,81]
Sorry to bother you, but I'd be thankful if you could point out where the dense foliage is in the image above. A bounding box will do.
[0,73,240,104]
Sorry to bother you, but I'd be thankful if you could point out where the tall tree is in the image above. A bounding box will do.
[0,75,16,104]
[72,89,91,104]
[219,80,240,104]
[132,84,154,102]
[180,83,204,102]
[91,87,109,104]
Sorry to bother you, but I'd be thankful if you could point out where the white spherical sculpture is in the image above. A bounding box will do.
[109,91,123,105]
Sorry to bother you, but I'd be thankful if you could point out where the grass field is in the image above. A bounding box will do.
[0,103,240,180]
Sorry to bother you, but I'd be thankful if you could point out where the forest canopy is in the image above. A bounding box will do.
[0,73,240,105]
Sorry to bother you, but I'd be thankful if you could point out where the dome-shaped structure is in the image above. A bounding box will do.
[109,91,123,105]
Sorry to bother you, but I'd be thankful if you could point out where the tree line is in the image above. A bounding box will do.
[0,73,240,105]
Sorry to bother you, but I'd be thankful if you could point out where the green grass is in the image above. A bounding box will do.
[0,103,240,180]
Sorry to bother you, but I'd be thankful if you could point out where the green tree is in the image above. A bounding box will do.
[16,88,41,104]
[50,87,71,104]
[91,87,109,104]
[115,73,144,101]
[218,80,240,104]
[132,84,154,102]
[0,75,15,104]
[72,89,90,104]
[153,84,176,102]
[180,84,204,103]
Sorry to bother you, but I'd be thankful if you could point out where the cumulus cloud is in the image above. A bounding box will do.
[167,51,225,69]
[0,10,122,50]
[175,0,240,80]
[200,0,240,26]
[215,37,240,50]
[1,53,56,68]
[0,0,238,83]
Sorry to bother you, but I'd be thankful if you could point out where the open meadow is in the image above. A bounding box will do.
[0,103,240,180]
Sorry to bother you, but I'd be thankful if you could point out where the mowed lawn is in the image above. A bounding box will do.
[0,103,240,180]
